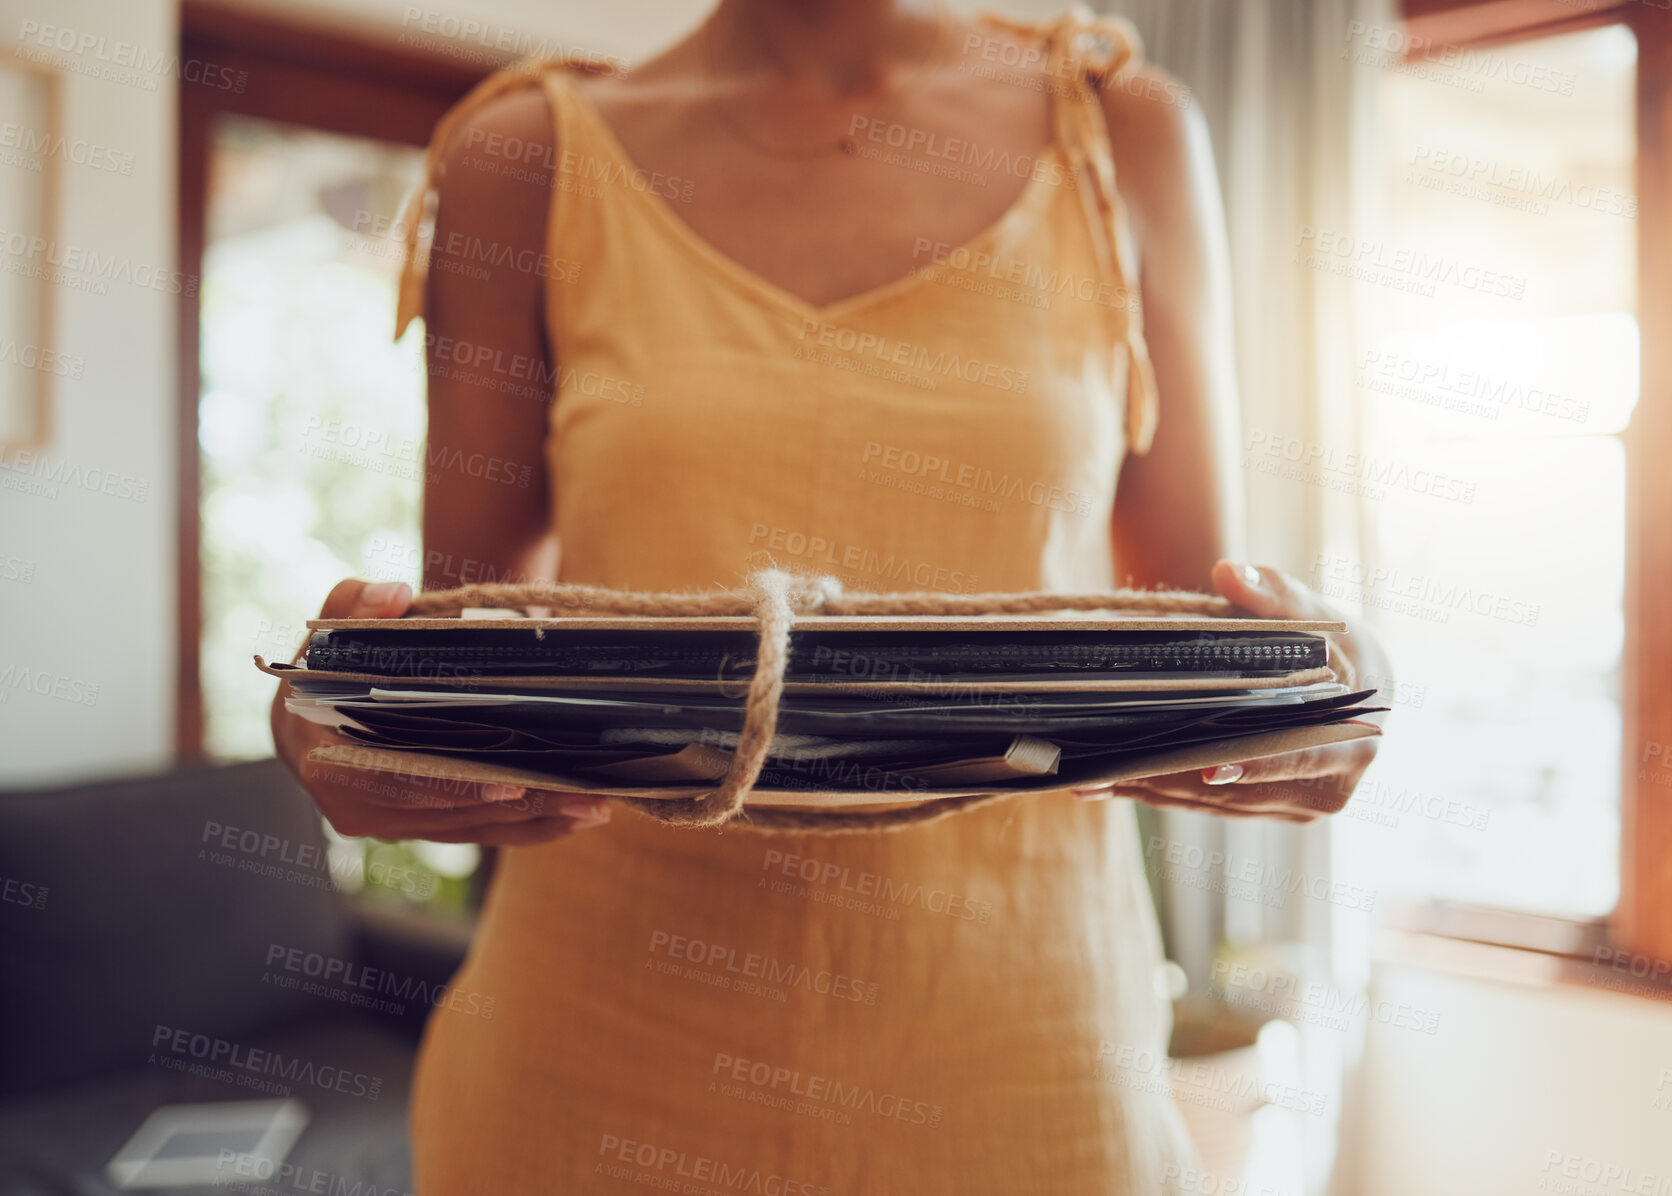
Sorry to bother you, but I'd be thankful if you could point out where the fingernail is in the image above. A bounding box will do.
[1204,764,1245,785]
[481,783,526,802]
[362,581,409,608]
[561,799,611,828]
[1073,787,1111,801]
[1237,564,1264,590]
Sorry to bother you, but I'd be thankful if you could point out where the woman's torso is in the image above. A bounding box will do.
[403,12,1195,1192]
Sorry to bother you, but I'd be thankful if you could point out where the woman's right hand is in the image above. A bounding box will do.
[270,578,613,846]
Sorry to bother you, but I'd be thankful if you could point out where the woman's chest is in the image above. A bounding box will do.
[575,73,1065,311]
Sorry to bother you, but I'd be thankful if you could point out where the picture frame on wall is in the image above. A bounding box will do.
[0,45,62,450]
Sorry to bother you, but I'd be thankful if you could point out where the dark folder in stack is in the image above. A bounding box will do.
[261,612,1384,814]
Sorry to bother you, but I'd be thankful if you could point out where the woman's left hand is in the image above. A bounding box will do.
[1073,561,1392,823]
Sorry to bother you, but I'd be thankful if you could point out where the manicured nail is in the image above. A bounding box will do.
[1204,764,1245,785]
[1237,564,1264,590]
[561,800,611,828]
[362,581,409,608]
[481,783,526,802]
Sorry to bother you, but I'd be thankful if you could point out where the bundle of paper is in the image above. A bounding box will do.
[260,613,1383,813]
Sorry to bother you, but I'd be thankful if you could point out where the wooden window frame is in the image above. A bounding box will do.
[1402,0,1634,47]
[175,1,497,759]
[1626,11,1672,971]
[1384,0,1672,980]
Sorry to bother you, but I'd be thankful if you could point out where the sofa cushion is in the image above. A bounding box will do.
[0,759,352,1098]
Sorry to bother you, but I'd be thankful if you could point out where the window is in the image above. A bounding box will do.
[1332,24,1638,919]
[199,116,427,760]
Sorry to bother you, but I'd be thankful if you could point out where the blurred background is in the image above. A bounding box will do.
[1,0,1669,1192]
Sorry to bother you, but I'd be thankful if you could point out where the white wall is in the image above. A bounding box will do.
[0,0,179,785]
[0,0,1071,786]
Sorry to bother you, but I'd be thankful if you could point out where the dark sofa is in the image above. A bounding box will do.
[0,759,471,1194]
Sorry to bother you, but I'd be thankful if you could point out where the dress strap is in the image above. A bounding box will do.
[978,7,1161,456]
[393,56,611,342]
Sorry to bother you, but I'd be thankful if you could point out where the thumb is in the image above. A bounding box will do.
[1210,561,1319,620]
[320,578,413,620]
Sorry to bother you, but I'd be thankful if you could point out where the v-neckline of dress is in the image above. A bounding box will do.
[555,70,1070,325]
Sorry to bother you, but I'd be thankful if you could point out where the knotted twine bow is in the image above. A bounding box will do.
[406,570,1243,834]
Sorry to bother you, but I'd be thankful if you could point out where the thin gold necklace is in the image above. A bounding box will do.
[703,7,950,160]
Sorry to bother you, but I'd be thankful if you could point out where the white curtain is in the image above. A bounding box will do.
[1097,1,1392,1192]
